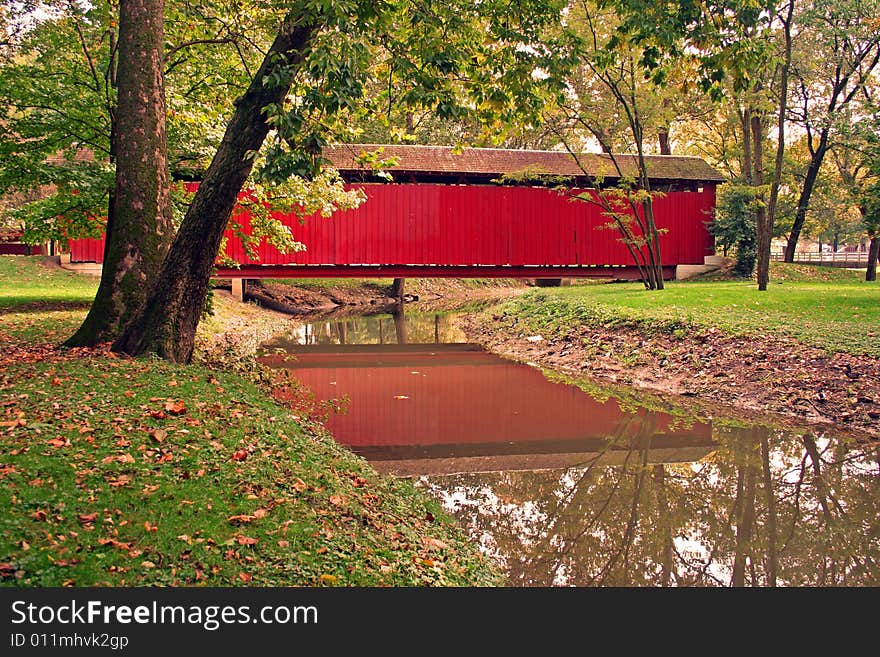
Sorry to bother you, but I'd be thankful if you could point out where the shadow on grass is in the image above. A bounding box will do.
[0,299,93,313]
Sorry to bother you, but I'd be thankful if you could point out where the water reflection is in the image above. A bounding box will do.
[419,428,880,586]
[261,310,880,587]
[266,308,466,347]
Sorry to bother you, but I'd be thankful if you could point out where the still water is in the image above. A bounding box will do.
[261,310,880,587]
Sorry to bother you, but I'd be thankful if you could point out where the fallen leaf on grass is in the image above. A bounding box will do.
[97,538,133,551]
[319,574,338,585]
[231,449,249,462]
[329,495,347,507]
[423,537,448,551]
[164,401,186,415]
[236,536,258,546]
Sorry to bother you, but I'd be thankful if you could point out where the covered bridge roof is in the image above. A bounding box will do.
[323,144,726,186]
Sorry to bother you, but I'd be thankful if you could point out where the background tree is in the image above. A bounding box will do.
[710,184,759,277]
[783,0,880,261]
[544,0,709,290]
[833,92,880,281]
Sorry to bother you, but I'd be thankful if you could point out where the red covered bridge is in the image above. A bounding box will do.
[68,144,724,281]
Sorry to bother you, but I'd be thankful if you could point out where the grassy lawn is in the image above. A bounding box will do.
[496,263,879,356]
[0,257,499,586]
[0,256,97,310]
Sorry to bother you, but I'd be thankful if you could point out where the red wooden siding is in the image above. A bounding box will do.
[69,183,716,271]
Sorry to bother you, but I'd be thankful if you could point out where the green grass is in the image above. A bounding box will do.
[0,256,97,310]
[494,263,880,356]
[0,257,499,587]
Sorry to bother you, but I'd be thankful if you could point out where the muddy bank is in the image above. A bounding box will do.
[459,311,880,440]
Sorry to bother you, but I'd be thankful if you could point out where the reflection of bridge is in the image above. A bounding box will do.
[68,144,723,283]
[260,341,716,476]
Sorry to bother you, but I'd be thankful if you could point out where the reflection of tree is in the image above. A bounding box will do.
[267,312,467,347]
[392,305,408,345]
[422,427,880,586]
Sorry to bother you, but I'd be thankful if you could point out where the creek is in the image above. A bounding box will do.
[260,308,880,586]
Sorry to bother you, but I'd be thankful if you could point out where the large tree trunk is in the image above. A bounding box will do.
[66,0,172,346]
[113,14,317,362]
[867,233,878,282]
[783,136,829,262]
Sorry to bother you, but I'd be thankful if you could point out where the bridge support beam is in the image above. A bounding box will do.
[215,264,677,281]
[231,278,247,302]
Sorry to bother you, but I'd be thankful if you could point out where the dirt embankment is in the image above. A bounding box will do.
[231,278,527,317]
[459,312,880,439]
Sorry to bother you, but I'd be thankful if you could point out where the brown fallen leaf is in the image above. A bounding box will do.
[164,400,186,415]
[150,429,167,443]
[423,537,449,551]
[329,494,346,507]
[236,536,258,546]
[97,538,133,551]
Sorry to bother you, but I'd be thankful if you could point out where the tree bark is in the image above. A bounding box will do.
[113,14,318,362]
[66,0,172,346]
[658,127,671,155]
[867,233,878,282]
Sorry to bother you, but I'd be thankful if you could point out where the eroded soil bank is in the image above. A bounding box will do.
[459,310,880,440]
[231,277,527,316]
